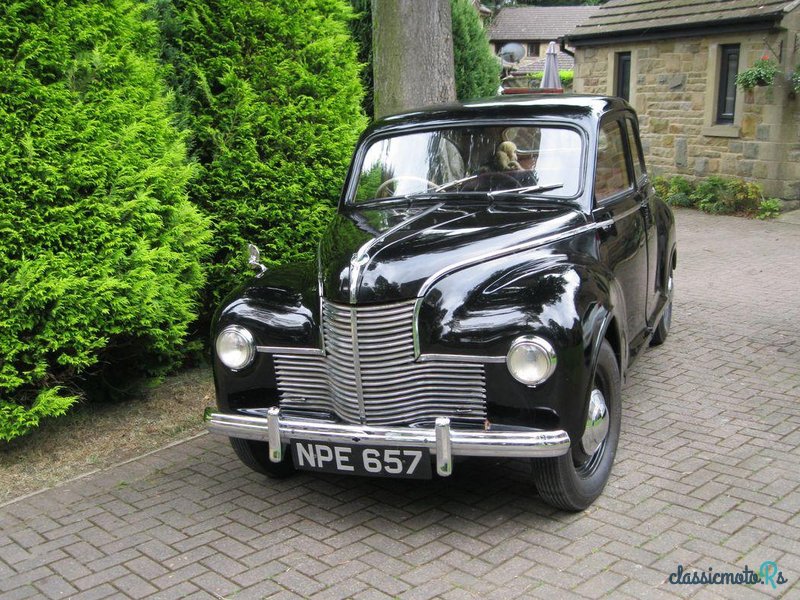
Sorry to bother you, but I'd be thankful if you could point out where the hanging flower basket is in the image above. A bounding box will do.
[735,56,780,90]
[791,66,800,95]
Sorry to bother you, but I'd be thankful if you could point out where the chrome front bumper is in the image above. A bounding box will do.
[205,407,571,477]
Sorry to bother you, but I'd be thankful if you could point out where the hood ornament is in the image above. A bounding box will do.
[247,243,268,277]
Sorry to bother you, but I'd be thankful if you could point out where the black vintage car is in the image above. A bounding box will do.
[206,95,676,511]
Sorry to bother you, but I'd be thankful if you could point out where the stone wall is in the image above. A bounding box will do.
[573,21,800,200]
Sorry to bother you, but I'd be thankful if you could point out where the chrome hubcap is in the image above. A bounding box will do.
[581,388,609,455]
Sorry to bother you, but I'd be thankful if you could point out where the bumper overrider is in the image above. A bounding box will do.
[204,407,571,477]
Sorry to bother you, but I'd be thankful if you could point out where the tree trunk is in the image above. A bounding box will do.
[372,0,457,119]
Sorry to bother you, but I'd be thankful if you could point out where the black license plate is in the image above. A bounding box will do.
[290,441,432,479]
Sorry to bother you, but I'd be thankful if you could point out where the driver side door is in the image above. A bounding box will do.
[592,117,650,361]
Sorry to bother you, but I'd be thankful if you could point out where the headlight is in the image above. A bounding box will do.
[216,325,256,371]
[506,336,557,386]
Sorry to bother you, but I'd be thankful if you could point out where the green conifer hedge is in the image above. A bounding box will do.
[161,0,367,310]
[451,0,501,100]
[0,0,210,440]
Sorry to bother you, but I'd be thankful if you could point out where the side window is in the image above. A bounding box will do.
[624,117,646,183]
[615,52,631,101]
[716,44,739,124]
[595,120,632,202]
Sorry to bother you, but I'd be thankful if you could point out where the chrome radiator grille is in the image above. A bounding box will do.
[274,299,487,426]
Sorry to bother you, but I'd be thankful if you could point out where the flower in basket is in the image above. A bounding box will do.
[735,55,780,90]
[791,66,800,94]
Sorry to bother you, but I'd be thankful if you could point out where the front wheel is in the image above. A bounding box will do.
[531,340,621,511]
[229,437,296,479]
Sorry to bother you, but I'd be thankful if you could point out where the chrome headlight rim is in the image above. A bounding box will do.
[506,335,557,386]
[216,325,256,371]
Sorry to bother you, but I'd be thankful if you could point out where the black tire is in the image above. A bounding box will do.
[229,437,296,479]
[531,340,621,511]
[650,269,674,346]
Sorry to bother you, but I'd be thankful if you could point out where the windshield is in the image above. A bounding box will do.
[353,125,583,203]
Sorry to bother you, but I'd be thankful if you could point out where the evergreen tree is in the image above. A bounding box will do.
[349,0,374,117]
[160,0,367,310]
[0,0,210,440]
[451,0,501,99]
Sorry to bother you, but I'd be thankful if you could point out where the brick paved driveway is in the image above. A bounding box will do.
[2,209,799,600]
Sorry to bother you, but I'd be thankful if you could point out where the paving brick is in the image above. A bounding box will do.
[150,581,201,600]
[310,579,370,600]
[31,574,78,598]
[272,567,326,596]
[573,570,627,599]
[0,566,53,593]
[112,573,158,599]
[0,585,40,600]
[68,583,120,600]
[231,580,282,600]
[188,571,239,598]
[397,577,454,600]
[316,543,370,568]
[151,563,208,591]
[352,589,396,600]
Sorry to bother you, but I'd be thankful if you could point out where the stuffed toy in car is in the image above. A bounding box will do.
[495,141,522,171]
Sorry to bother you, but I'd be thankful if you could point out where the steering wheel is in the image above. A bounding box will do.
[460,172,520,192]
[375,176,438,198]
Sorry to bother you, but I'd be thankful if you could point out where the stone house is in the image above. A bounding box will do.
[487,6,598,74]
[568,0,800,200]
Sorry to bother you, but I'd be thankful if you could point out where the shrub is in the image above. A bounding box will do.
[666,192,695,208]
[692,176,733,213]
[665,176,696,207]
[0,0,210,440]
[757,198,782,220]
[692,176,762,215]
[652,175,670,199]
[653,175,696,207]
[667,175,693,196]
[160,0,367,312]
[524,70,574,90]
[451,0,501,100]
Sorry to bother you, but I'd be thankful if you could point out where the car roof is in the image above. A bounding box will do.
[369,95,631,133]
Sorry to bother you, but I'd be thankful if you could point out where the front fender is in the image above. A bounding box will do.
[416,244,627,441]
[213,261,320,348]
[212,261,320,412]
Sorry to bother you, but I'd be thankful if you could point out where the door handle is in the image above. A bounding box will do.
[597,219,617,240]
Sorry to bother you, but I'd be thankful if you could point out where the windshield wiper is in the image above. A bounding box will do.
[434,174,480,192]
[487,183,564,198]
[396,180,563,203]
[401,177,480,202]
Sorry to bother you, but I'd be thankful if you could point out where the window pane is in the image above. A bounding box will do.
[717,45,739,123]
[625,118,645,182]
[616,53,631,101]
[595,121,632,201]
[354,126,584,202]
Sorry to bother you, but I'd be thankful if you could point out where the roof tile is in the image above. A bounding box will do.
[487,6,599,42]
[569,0,796,39]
